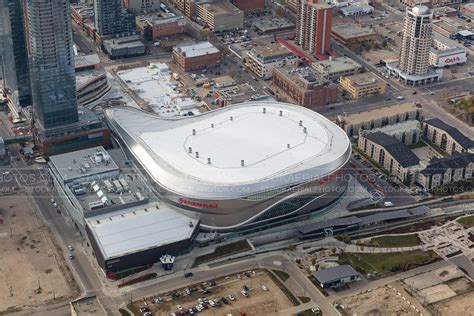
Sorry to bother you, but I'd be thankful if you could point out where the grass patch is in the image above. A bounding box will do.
[298,296,311,303]
[192,240,251,267]
[266,270,300,306]
[272,269,290,282]
[338,250,438,276]
[408,140,427,149]
[368,234,421,247]
[119,308,131,316]
[458,215,474,228]
[431,179,474,197]
[423,138,449,157]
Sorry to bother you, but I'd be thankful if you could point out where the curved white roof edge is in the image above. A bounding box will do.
[105,101,351,199]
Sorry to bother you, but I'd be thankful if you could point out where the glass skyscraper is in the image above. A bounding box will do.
[94,0,135,37]
[27,0,78,129]
[0,0,31,108]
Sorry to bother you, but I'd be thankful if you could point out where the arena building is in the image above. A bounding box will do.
[105,101,351,232]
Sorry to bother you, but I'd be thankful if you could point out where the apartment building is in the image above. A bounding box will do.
[338,103,422,137]
[422,118,474,154]
[358,131,420,183]
[296,0,333,58]
[136,14,186,41]
[124,0,161,13]
[331,25,377,49]
[245,43,296,79]
[418,153,474,191]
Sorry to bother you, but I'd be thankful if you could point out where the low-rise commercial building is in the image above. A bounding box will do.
[358,131,420,183]
[172,41,220,72]
[311,56,363,81]
[314,265,361,289]
[195,0,244,32]
[339,72,387,99]
[272,67,338,107]
[136,13,186,41]
[422,118,474,154]
[331,24,377,49]
[338,103,422,137]
[429,33,467,68]
[363,120,421,146]
[340,4,374,16]
[418,153,474,190]
[102,35,145,59]
[245,43,296,79]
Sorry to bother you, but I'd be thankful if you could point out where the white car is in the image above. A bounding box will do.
[241,290,249,297]
[261,285,268,291]
[53,202,58,208]
[50,198,55,203]
[209,300,216,307]
[68,245,74,251]
[176,305,183,311]
[228,294,235,301]
[196,305,203,312]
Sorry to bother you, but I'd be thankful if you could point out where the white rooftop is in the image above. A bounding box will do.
[86,203,198,260]
[49,146,119,183]
[174,41,219,58]
[106,102,351,198]
[117,64,200,117]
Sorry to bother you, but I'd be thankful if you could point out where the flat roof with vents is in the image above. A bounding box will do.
[106,101,351,199]
[49,146,119,183]
[86,202,198,260]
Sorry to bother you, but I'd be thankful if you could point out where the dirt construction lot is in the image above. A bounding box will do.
[131,270,293,316]
[0,194,78,313]
[337,285,419,316]
[431,291,474,316]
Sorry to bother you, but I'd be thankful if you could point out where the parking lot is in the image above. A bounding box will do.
[130,270,293,316]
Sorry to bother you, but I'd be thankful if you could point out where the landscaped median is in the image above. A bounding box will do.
[192,240,252,267]
[337,250,439,277]
[268,269,301,306]
[365,234,422,248]
[457,215,474,228]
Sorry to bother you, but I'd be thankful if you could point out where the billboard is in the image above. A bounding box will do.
[434,52,467,67]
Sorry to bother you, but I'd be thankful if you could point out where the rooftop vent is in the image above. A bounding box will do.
[188,147,192,153]
[207,157,211,164]
[189,221,194,227]
[195,152,199,158]
[299,120,303,126]
[211,123,214,128]
[303,127,307,133]
[287,143,290,148]
[192,129,196,136]
[230,116,233,121]
[241,159,245,167]
[263,107,266,114]
[279,110,283,116]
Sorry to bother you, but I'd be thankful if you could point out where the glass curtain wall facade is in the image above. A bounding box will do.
[94,0,135,37]
[0,0,31,108]
[27,0,78,129]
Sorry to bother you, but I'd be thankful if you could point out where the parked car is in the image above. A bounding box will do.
[68,245,74,251]
[241,290,249,297]
[184,272,193,278]
[261,285,268,291]
[228,294,235,301]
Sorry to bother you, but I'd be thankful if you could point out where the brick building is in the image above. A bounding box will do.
[172,41,220,72]
[136,14,186,41]
[272,67,338,107]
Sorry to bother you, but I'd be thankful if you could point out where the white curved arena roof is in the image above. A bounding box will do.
[106,102,351,199]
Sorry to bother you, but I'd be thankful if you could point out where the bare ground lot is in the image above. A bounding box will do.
[0,194,78,313]
[130,270,293,316]
[337,285,419,316]
[431,291,474,316]
[362,49,398,65]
